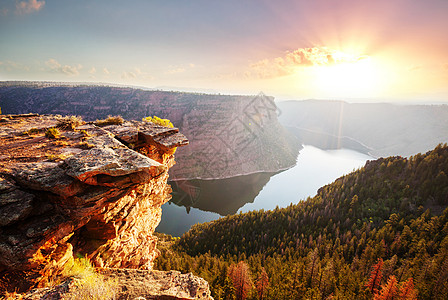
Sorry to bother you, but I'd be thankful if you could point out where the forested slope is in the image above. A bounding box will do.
[155,144,448,299]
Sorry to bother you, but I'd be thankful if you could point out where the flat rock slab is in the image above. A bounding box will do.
[152,132,190,149]
[104,122,189,149]
[65,147,165,183]
[101,124,139,144]
[100,269,213,300]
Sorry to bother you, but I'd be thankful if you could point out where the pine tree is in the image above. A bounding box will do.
[228,261,253,300]
[255,267,269,300]
[398,277,418,300]
[223,276,236,300]
[374,275,398,300]
[367,258,384,294]
[307,248,320,288]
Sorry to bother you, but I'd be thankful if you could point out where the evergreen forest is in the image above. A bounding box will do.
[155,144,448,300]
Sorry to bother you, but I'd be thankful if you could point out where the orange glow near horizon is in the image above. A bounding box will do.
[1,1,448,101]
[310,55,384,98]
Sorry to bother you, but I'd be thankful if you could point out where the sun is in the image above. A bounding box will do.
[312,55,382,98]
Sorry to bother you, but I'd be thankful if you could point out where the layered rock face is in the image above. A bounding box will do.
[0,83,300,180]
[169,92,299,179]
[0,114,192,292]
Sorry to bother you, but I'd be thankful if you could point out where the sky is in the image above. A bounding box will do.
[1,0,448,102]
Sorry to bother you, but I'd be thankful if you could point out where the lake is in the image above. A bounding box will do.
[157,145,374,236]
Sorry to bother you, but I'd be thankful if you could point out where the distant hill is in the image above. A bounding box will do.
[155,144,448,299]
[0,81,299,180]
[277,100,448,157]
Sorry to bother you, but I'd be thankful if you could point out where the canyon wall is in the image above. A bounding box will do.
[0,113,212,298]
[0,82,300,180]
[278,100,448,158]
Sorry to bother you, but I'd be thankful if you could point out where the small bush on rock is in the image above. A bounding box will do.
[64,257,118,300]
[94,115,124,127]
[142,116,174,128]
[57,115,84,130]
[45,128,60,139]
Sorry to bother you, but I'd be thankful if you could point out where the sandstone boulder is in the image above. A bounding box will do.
[0,114,191,293]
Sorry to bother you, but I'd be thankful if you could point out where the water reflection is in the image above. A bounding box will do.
[238,146,373,213]
[157,145,373,236]
[169,172,277,216]
[157,172,276,237]
[156,203,220,237]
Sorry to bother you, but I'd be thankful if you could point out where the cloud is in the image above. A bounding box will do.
[247,47,367,79]
[87,67,96,78]
[0,60,30,71]
[121,71,137,79]
[46,58,82,76]
[16,0,45,15]
[165,67,186,75]
[164,63,196,75]
[45,58,60,69]
[121,68,154,80]
[103,68,110,75]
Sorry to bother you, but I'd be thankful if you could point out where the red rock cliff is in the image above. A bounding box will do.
[0,114,207,296]
[0,84,300,180]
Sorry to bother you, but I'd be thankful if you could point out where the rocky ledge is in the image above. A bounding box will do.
[22,269,212,300]
[0,114,211,298]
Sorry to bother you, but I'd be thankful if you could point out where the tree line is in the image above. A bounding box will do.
[155,144,448,299]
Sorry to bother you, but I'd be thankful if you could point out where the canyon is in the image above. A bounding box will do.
[0,82,300,180]
[277,100,448,158]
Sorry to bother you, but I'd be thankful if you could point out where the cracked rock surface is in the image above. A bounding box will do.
[0,114,210,299]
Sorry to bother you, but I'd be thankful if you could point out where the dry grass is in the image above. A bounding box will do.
[1,292,23,299]
[56,115,85,130]
[55,140,69,147]
[80,130,92,137]
[94,115,124,127]
[0,259,118,300]
[76,141,95,149]
[64,257,118,300]
[46,153,70,162]
[24,127,42,135]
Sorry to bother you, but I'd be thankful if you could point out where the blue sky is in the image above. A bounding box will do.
[1,0,448,101]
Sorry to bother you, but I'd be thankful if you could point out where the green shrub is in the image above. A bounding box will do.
[45,128,60,139]
[142,115,174,128]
